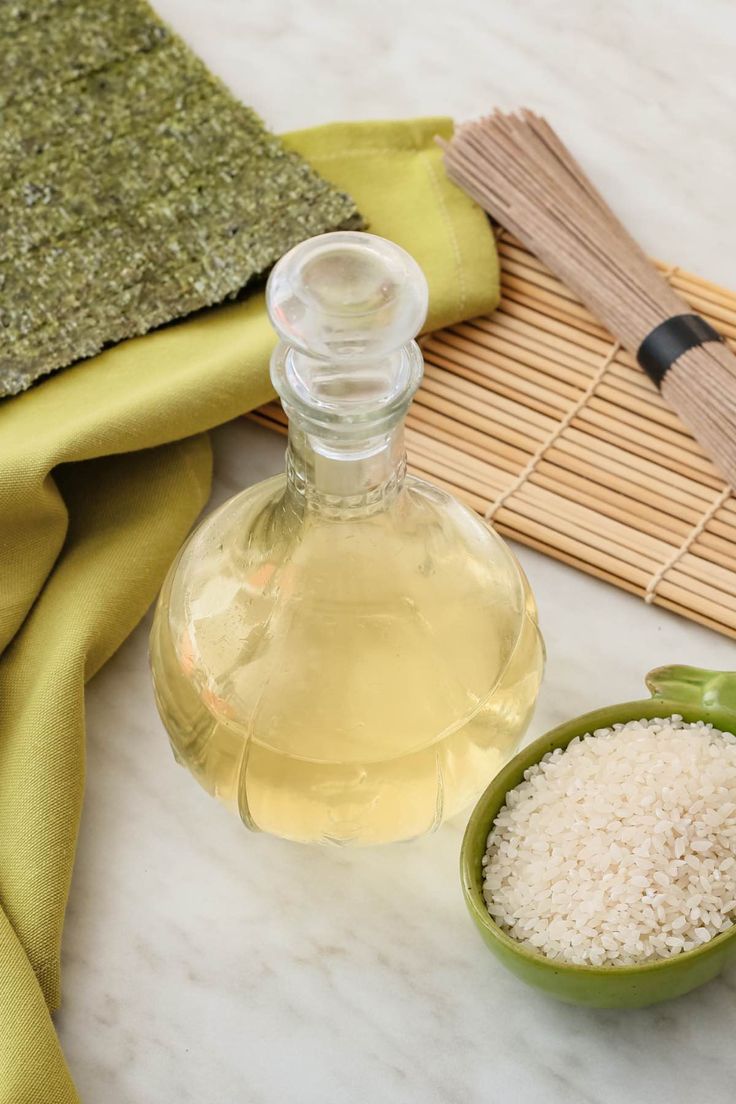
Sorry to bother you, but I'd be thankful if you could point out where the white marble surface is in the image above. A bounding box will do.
[57,2,736,1101]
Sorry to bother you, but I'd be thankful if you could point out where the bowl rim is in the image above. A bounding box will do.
[461,695,736,977]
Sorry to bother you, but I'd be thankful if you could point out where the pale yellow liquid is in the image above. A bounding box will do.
[151,475,544,845]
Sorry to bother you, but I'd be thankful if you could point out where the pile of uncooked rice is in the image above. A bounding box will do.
[483,717,736,966]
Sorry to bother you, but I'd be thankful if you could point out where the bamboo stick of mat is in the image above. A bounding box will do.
[249,232,736,640]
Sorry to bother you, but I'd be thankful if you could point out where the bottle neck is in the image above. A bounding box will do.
[285,417,407,518]
[271,337,423,519]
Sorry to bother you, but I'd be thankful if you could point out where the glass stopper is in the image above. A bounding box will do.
[266,231,429,361]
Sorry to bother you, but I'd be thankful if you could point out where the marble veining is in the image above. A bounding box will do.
[57,3,736,1101]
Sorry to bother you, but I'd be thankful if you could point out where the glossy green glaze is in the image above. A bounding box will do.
[461,666,736,1007]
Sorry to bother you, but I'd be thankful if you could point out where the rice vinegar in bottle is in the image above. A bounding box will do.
[150,232,544,845]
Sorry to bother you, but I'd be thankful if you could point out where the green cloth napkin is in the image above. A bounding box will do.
[0,116,499,1102]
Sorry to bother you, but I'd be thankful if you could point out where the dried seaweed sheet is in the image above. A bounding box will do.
[0,0,361,396]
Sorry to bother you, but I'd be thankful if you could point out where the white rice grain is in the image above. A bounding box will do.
[483,717,736,966]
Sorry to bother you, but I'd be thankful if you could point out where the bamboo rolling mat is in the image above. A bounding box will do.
[250,230,736,640]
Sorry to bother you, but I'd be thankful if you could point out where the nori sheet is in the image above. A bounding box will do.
[0,0,361,396]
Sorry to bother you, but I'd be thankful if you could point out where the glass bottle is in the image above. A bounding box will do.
[150,232,544,845]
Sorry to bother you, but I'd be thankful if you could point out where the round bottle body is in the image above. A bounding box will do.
[150,473,544,845]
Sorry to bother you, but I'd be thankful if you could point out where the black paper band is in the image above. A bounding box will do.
[637,314,723,387]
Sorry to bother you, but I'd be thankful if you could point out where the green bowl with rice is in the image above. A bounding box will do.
[461,665,736,1007]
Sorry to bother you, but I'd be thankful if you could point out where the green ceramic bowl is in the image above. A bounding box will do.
[461,665,736,1008]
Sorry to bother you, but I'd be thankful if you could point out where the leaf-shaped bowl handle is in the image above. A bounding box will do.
[646,665,736,713]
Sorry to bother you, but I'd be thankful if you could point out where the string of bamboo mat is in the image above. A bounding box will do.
[250,230,736,640]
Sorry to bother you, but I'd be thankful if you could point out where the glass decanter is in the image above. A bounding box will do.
[150,231,544,845]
